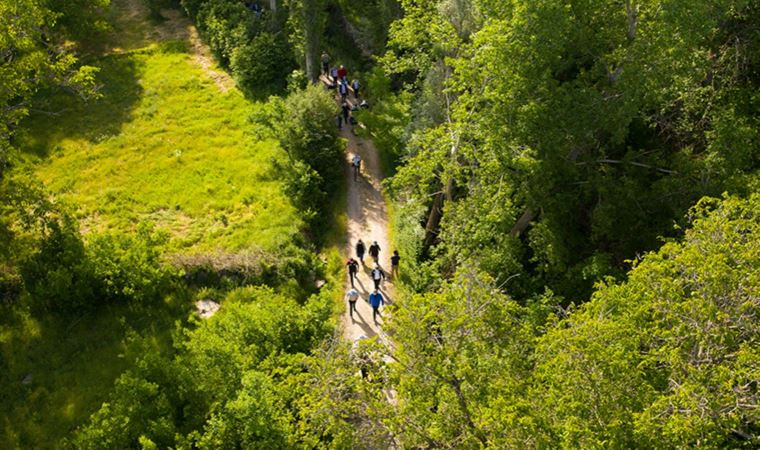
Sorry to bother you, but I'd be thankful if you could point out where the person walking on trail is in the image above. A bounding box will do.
[346,287,359,319]
[346,257,359,287]
[369,241,381,263]
[342,102,351,127]
[369,289,384,323]
[352,154,362,181]
[390,250,400,280]
[356,239,366,264]
[371,265,385,290]
[339,81,348,101]
[330,66,338,82]
[321,52,330,76]
[337,64,347,81]
[351,79,360,99]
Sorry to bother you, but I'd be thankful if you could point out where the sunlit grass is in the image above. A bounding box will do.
[21,44,300,253]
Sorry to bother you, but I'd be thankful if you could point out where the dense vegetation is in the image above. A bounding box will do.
[1,0,757,448]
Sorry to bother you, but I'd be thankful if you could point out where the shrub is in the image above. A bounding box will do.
[230,32,292,97]
[87,224,177,304]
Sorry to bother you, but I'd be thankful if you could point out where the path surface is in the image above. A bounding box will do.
[337,99,395,343]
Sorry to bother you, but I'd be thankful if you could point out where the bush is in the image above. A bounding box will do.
[230,32,292,97]
[87,224,177,304]
[271,84,344,240]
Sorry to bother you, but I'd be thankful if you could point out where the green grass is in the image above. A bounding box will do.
[20,43,300,253]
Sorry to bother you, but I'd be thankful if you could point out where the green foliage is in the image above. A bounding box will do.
[181,0,294,94]
[534,194,760,448]
[88,225,177,304]
[285,0,328,80]
[341,194,759,448]
[382,0,760,301]
[333,0,400,54]
[270,83,344,240]
[231,31,293,97]
[73,369,178,449]
[74,286,336,448]
[0,0,102,175]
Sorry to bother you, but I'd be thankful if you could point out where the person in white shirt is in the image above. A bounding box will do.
[371,265,385,290]
[346,288,360,319]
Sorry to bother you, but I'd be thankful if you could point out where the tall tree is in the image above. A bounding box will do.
[286,0,327,82]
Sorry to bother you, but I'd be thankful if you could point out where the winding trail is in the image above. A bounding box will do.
[334,95,395,343]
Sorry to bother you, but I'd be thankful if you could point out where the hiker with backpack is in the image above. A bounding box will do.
[371,264,385,290]
[369,289,384,323]
[368,241,381,263]
[339,81,348,101]
[346,257,359,287]
[345,287,360,319]
[356,239,366,264]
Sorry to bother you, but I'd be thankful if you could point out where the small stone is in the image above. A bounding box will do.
[21,374,32,385]
[195,299,220,319]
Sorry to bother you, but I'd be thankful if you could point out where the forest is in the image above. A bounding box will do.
[1,0,758,448]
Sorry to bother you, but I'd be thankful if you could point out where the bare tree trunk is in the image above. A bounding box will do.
[423,190,445,253]
[300,0,324,82]
[510,208,535,237]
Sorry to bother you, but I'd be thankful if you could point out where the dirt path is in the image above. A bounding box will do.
[339,109,395,343]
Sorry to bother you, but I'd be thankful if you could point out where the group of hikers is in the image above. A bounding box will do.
[345,239,400,324]
[321,52,368,129]
[318,53,394,326]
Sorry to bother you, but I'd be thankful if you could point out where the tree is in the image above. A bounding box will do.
[285,0,327,82]
[0,0,101,177]
[534,194,760,448]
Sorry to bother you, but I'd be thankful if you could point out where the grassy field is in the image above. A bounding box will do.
[19,14,300,254]
[1,1,308,447]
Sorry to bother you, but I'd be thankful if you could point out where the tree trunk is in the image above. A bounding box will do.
[423,190,445,253]
[510,208,535,237]
[301,0,324,82]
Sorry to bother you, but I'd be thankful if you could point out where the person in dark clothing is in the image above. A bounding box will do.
[368,241,380,263]
[390,250,400,279]
[356,239,366,263]
[339,81,348,101]
[346,258,359,287]
[321,52,330,76]
[342,102,351,126]
[371,265,385,290]
[351,79,360,99]
[369,289,384,323]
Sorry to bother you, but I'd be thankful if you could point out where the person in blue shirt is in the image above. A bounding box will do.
[369,289,384,323]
